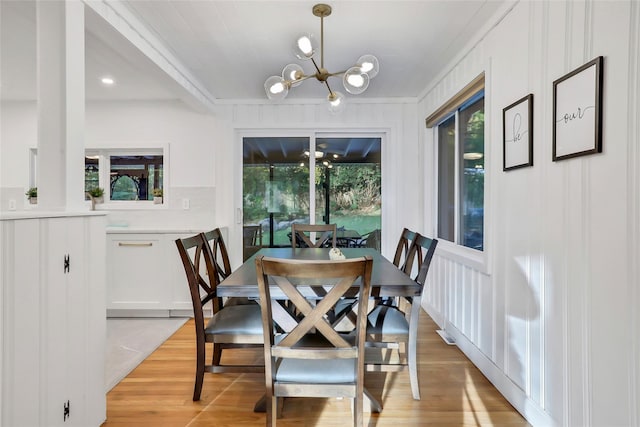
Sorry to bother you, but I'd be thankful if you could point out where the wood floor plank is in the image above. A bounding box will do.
[102,312,530,426]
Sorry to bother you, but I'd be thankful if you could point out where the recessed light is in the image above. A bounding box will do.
[101,77,115,85]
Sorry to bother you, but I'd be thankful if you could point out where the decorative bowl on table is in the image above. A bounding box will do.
[329,247,346,260]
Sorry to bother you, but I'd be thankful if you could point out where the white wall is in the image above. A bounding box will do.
[0,101,38,208]
[419,1,640,425]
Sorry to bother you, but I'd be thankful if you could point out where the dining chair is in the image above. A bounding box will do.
[255,255,373,426]
[243,224,263,261]
[290,223,337,248]
[365,233,438,400]
[175,233,264,402]
[356,228,381,251]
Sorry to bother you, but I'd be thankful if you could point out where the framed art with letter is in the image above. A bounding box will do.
[552,56,603,161]
[503,93,533,171]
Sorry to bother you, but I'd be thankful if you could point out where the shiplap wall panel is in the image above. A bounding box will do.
[420,1,638,425]
[630,3,640,425]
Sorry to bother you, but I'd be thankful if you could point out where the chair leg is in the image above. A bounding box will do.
[193,342,205,401]
[408,302,421,400]
[212,342,222,366]
[354,394,363,427]
[264,395,272,427]
[270,396,279,426]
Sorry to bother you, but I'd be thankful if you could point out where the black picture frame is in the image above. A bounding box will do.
[503,94,533,171]
[552,56,603,161]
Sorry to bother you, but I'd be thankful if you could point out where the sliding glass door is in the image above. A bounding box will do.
[242,134,381,256]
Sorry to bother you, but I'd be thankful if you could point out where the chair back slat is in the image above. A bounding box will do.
[202,228,232,280]
[393,228,417,271]
[405,233,438,288]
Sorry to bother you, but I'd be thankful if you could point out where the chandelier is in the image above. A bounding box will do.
[264,3,379,113]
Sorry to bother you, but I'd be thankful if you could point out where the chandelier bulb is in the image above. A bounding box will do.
[282,64,305,87]
[264,76,289,100]
[327,91,346,114]
[293,33,318,60]
[357,54,379,79]
[343,66,370,95]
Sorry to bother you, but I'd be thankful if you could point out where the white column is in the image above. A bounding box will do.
[36,0,85,210]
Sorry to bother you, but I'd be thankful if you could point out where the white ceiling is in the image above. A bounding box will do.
[0,0,506,104]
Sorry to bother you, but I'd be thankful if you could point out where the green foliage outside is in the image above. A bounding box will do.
[461,106,484,250]
[243,162,381,246]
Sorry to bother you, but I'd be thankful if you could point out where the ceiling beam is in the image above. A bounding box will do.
[83,0,217,113]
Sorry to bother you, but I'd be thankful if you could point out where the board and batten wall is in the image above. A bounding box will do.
[419,1,640,426]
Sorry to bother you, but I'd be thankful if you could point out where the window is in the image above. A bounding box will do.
[108,155,163,201]
[87,150,164,202]
[32,146,166,206]
[434,90,485,251]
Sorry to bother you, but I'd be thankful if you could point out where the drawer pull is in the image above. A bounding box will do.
[118,242,153,247]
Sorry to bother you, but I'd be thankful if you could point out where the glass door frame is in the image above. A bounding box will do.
[236,128,387,256]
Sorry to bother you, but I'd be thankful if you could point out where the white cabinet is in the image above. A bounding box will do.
[106,231,199,317]
[0,213,106,427]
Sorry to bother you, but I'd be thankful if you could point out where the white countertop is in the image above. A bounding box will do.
[0,211,107,220]
[106,226,213,234]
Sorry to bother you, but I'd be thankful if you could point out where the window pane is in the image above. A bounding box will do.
[84,156,99,200]
[437,115,455,241]
[459,98,484,250]
[109,155,163,201]
[314,137,381,243]
[243,137,310,248]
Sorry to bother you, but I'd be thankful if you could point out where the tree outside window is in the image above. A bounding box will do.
[437,92,484,251]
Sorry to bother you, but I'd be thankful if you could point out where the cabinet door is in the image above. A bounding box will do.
[42,217,88,427]
[1,219,42,426]
[168,233,196,312]
[1,216,105,427]
[107,235,167,312]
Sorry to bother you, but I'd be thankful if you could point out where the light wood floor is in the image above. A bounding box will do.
[102,311,530,426]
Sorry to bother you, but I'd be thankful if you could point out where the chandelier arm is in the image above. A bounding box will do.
[323,79,333,96]
[293,74,316,83]
[326,70,348,77]
[310,57,322,75]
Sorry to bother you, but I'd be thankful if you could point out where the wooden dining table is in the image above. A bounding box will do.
[218,247,419,299]
[216,246,420,412]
